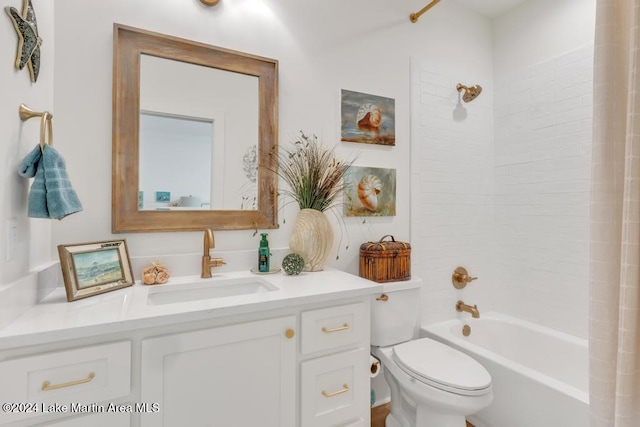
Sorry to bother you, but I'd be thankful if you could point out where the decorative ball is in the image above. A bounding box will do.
[282,253,305,275]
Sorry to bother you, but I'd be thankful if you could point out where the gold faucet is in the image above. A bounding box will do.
[456,300,480,318]
[201,229,226,278]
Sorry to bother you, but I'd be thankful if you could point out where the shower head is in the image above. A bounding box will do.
[456,83,482,102]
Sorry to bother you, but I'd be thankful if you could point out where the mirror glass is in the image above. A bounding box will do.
[138,55,259,211]
[139,112,215,210]
[112,24,278,232]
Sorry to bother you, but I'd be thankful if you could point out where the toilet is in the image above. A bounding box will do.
[370,278,493,427]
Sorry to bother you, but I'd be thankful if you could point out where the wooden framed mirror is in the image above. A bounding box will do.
[112,24,278,232]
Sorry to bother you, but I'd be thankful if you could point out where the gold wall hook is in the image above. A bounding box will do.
[19,104,54,151]
[39,112,53,151]
[19,103,52,121]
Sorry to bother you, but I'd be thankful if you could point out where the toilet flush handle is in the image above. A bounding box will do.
[376,293,389,301]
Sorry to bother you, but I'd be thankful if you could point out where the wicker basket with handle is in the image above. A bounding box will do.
[359,235,411,283]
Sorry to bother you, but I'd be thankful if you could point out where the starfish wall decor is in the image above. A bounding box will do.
[5,0,41,83]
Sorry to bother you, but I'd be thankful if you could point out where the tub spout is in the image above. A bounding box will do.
[456,300,480,318]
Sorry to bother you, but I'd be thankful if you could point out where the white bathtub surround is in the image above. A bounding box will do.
[422,312,588,427]
[410,0,596,339]
[589,1,640,426]
[493,44,594,338]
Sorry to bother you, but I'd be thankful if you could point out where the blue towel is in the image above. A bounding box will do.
[18,145,48,218]
[18,144,83,220]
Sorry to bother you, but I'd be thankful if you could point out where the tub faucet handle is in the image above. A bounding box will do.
[452,266,477,289]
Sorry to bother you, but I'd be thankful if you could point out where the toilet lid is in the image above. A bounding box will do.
[392,338,491,396]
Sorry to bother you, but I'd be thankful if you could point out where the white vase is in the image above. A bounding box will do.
[289,209,334,272]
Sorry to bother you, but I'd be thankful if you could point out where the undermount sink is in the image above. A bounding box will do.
[147,277,278,305]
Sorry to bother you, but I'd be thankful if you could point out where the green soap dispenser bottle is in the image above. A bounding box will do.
[258,233,270,272]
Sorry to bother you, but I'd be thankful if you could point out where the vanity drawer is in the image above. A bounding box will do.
[300,348,369,427]
[301,303,367,354]
[0,341,131,424]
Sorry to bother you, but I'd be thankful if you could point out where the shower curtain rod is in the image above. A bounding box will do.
[410,0,441,23]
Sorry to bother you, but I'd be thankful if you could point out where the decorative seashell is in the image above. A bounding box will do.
[143,271,157,285]
[356,103,382,130]
[155,270,170,284]
[141,262,170,285]
[357,174,382,212]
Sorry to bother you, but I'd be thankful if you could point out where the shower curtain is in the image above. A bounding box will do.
[589,1,640,426]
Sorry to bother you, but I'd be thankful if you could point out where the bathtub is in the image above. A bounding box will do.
[421,312,589,427]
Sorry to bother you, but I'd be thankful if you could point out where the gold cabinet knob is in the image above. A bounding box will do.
[452,267,477,289]
[376,293,389,301]
[285,329,295,339]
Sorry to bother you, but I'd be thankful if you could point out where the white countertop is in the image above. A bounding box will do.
[0,269,383,350]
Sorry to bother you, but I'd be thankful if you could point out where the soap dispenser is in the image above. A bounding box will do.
[258,233,270,272]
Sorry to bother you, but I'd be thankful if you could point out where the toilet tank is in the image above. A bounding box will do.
[370,278,422,347]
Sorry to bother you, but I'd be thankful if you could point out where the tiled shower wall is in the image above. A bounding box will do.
[410,59,496,326]
[493,45,593,338]
[412,45,593,338]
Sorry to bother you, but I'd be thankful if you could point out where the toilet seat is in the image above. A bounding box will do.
[392,338,491,396]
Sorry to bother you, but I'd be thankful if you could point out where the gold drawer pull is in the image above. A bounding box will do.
[322,383,349,398]
[322,323,349,333]
[42,372,95,391]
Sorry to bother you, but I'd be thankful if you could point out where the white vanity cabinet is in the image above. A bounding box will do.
[139,303,372,427]
[0,269,382,427]
[140,316,297,427]
[299,302,370,427]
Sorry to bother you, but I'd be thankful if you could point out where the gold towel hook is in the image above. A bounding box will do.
[19,104,53,151]
[19,103,53,122]
[39,112,53,152]
[410,0,441,23]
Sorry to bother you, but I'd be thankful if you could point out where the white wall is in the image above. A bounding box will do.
[48,0,501,276]
[492,0,596,81]
[1,0,54,284]
[0,0,596,333]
